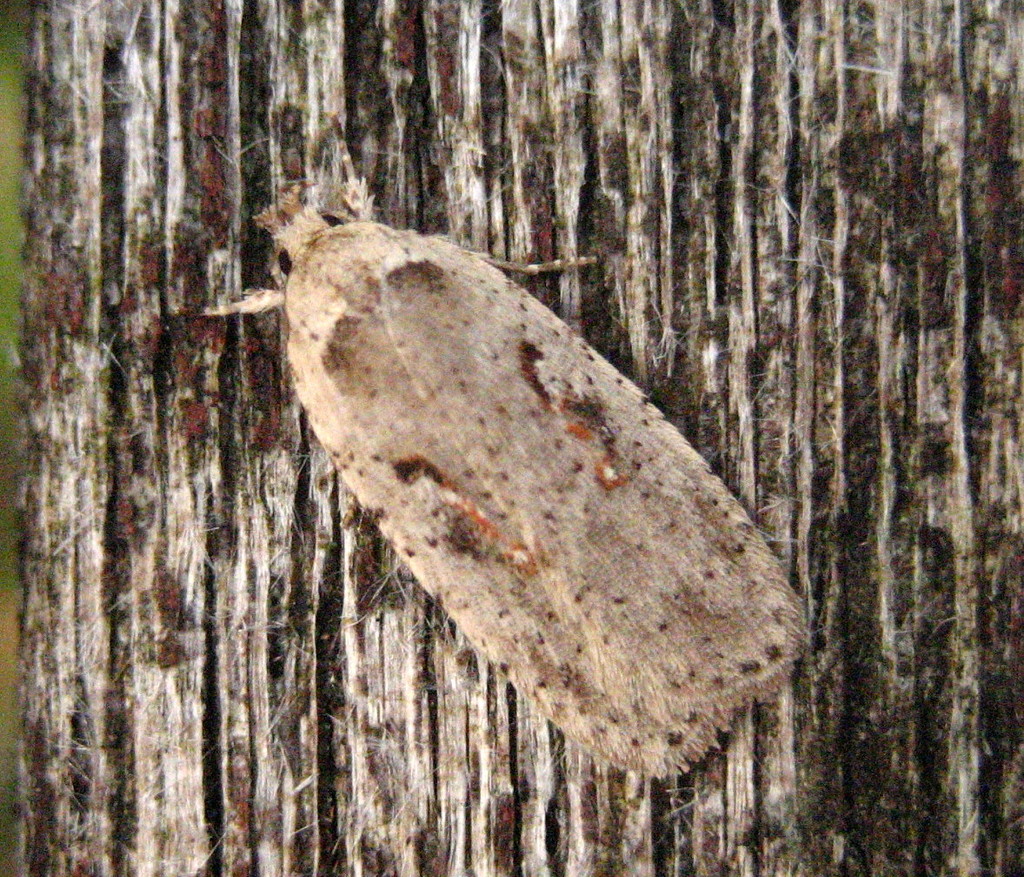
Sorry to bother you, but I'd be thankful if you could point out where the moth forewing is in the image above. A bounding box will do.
[261,209,802,775]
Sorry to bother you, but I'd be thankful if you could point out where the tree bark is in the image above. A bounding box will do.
[19,1,1023,875]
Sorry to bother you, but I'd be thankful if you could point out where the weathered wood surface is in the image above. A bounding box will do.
[19,1,1023,875]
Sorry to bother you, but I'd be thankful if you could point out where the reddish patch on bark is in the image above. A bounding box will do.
[983,93,1024,318]
[919,229,952,328]
[157,635,186,668]
[42,269,86,336]
[115,495,139,538]
[152,569,183,622]
[394,2,418,67]
[432,8,460,116]
[250,407,281,452]
[241,329,284,452]
[195,1,230,246]
[530,199,555,263]
[180,399,211,440]
[493,794,517,873]
[187,315,227,355]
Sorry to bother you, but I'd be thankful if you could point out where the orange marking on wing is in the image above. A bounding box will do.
[443,491,539,576]
[595,456,629,490]
[565,421,593,442]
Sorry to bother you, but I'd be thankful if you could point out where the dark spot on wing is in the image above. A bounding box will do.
[393,455,447,485]
[557,662,595,701]
[518,341,552,405]
[385,259,448,294]
[445,515,485,560]
[562,393,610,438]
[322,314,362,372]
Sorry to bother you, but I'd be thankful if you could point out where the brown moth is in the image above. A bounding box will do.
[217,183,803,775]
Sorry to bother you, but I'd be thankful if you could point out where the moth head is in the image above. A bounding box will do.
[256,179,376,279]
[255,183,330,264]
[206,180,373,318]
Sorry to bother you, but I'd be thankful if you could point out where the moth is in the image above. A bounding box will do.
[215,183,803,775]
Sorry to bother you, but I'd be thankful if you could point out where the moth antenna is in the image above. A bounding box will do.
[338,175,375,222]
[484,255,598,275]
[204,289,285,316]
[254,182,311,234]
[317,141,375,223]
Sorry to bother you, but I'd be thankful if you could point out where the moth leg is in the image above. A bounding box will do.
[483,255,597,275]
[204,289,285,317]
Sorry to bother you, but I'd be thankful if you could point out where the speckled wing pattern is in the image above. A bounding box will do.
[282,218,802,775]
